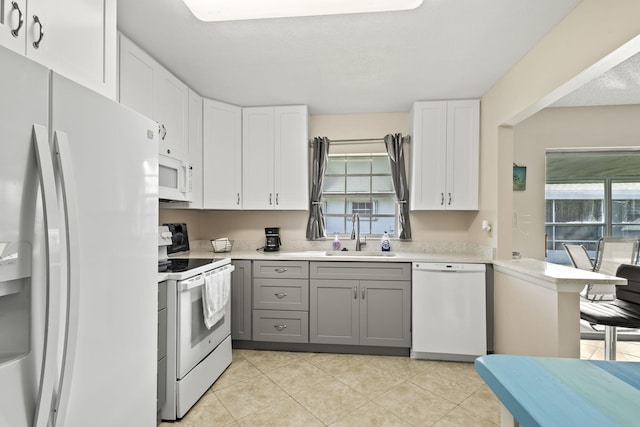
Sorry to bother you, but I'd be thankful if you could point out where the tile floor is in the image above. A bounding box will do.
[161,339,640,427]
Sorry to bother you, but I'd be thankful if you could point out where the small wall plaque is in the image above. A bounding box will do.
[513,165,526,191]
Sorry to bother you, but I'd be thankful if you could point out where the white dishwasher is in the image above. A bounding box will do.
[411,262,487,362]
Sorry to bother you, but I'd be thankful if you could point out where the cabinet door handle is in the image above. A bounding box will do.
[236,193,240,205]
[274,324,287,331]
[440,193,444,206]
[32,15,44,49]
[448,192,452,205]
[353,287,357,299]
[274,268,288,273]
[161,124,167,141]
[361,287,366,299]
[269,193,273,205]
[10,2,24,38]
[275,193,279,205]
[274,292,288,298]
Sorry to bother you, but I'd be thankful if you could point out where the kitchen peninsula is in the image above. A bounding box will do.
[493,259,625,358]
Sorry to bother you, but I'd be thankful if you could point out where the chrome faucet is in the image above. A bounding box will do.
[351,213,366,251]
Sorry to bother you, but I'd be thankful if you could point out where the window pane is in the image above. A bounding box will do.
[553,200,603,223]
[372,156,391,174]
[323,176,345,193]
[551,225,602,249]
[325,217,346,234]
[612,181,640,224]
[324,198,345,215]
[347,197,370,215]
[376,197,396,215]
[372,176,394,193]
[347,157,370,174]
[545,182,604,200]
[372,217,395,235]
[347,176,370,193]
[326,157,346,174]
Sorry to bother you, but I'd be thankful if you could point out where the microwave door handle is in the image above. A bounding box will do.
[31,125,63,427]
[181,161,192,195]
[49,131,81,427]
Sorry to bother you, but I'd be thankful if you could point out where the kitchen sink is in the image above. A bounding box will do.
[324,250,396,257]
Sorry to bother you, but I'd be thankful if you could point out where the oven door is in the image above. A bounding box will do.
[176,265,233,379]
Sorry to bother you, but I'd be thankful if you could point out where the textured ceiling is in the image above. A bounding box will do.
[117,0,582,114]
[552,53,640,108]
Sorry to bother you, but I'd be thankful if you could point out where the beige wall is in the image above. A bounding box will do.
[512,105,640,260]
[479,0,640,259]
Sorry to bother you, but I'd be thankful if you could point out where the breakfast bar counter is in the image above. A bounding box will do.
[492,259,625,358]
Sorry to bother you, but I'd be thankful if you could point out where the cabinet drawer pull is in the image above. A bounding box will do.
[32,15,44,49]
[274,268,288,273]
[361,287,366,299]
[274,324,287,331]
[10,2,24,38]
[274,292,288,298]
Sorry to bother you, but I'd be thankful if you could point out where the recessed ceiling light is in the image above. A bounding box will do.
[181,0,424,22]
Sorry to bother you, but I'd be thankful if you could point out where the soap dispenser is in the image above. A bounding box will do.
[332,235,341,251]
[381,231,391,252]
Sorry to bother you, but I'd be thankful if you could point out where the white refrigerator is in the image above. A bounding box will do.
[0,45,159,426]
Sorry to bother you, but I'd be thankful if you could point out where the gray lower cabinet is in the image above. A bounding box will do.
[231,260,252,340]
[252,260,309,343]
[310,262,411,348]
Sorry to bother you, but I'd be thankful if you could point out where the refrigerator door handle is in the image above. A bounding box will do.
[50,130,80,427]
[31,125,63,427]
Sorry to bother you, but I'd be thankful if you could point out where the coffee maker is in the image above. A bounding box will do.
[264,227,282,252]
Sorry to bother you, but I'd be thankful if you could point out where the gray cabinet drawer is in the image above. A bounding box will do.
[310,261,411,281]
[252,310,309,343]
[253,260,309,279]
[253,278,309,310]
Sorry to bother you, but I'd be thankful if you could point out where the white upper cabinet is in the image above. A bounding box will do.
[410,99,480,210]
[119,33,189,160]
[187,89,203,209]
[0,0,116,98]
[242,106,309,210]
[203,99,242,209]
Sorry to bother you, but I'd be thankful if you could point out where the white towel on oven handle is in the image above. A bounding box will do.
[202,267,231,329]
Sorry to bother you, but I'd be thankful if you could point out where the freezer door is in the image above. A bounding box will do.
[0,46,56,427]
[50,72,159,427]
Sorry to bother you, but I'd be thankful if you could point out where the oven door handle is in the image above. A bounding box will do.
[178,265,235,292]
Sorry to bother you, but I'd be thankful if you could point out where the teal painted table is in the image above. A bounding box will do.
[475,354,640,427]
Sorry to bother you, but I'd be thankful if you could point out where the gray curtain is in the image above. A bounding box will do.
[384,133,412,239]
[306,136,330,240]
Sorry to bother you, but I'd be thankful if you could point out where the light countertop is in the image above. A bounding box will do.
[493,258,626,293]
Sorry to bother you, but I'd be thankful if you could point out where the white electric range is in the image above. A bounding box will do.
[158,225,234,420]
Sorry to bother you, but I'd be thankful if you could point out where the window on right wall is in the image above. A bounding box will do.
[544,151,640,264]
[322,153,398,237]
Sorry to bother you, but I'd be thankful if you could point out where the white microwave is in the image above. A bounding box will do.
[159,153,193,202]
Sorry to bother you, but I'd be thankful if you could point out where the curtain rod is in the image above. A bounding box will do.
[309,137,409,145]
